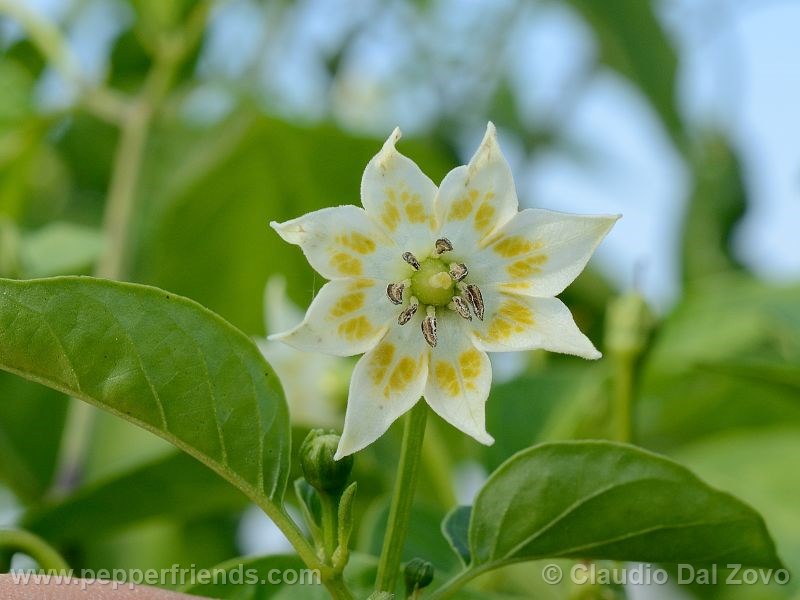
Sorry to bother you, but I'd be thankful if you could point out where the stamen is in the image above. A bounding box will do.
[449,263,468,282]
[450,296,472,321]
[402,251,420,270]
[398,298,419,325]
[435,238,453,254]
[465,284,485,321]
[386,283,404,305]
[421,307,437,347]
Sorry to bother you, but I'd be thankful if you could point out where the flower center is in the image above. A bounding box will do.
[387,239,485,348]
[410,258,455,306]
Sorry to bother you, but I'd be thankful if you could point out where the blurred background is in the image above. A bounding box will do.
[1,0,799,598]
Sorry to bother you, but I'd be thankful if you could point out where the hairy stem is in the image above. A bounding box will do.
[375,401,429,593]
[0,529,69,572]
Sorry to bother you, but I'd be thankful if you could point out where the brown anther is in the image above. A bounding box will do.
[465,284,485,321]
[451,296,472,321]
[449,263,468,282]
[386,283,404,305]
[435,238,453,254]
[421,314,438,347]
[398,303,418,325]
[402,252,420,270]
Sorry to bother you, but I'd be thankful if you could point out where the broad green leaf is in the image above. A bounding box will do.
[566,0,683,144]
[0,277,290,517]
[23,452,247,544]
[0,371,68,502]
[675,428,800,595]
[442,505,471,566]
[469,441,781,568]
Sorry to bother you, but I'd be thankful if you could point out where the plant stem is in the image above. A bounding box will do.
[319,493,338,561]
[612,356,634,443]
[0,529,69,572]
[374,401,429,593]
[258,505,353,600]
[427,564,490,600]
[421,419,457,508]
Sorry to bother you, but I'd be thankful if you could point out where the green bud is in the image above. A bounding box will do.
[404,558,434,594]
[604,292,654,359]
[299,429,353,494]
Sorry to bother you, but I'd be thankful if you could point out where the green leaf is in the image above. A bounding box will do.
[469,441,781,569]
[567,0,683,144]
[0,371,68,502]
[0,276,290,515]
[638,278,800,448]
[22,451,247,544]
[681,135,747,283]
[19,222,105,278]
[675,428,800,590]
[442,505,471,567]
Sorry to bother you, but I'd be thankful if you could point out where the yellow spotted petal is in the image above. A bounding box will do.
[361,127,438,255]
[435,122,518,252]
[424,312,494,445]
[269,279,394,356]
[469,287,601,358]
[469,209,619,297]
[271,205,402,281]
[335,310,430,459]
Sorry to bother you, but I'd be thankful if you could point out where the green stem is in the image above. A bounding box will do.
[421,418,457,509]
[612,356,634,443]
[427,564,490,600]
[257,505,353,600]
[320,493,338,561]
[375,401,429,593]
[0,529,69,572]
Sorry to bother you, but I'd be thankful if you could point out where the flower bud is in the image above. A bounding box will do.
[604,292,653,359]
[299,429,353,494]
[404,558,434,594]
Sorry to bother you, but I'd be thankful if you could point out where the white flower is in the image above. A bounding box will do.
[270,123,619,459]
[256,277,349,428]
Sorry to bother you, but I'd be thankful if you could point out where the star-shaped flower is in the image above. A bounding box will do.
[270,123,618,459]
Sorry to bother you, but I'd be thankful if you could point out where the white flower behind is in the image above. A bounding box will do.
[257,277,349,428]
[270,123,619,459]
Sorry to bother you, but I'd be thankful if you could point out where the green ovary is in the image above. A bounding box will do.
[411,258,454,306]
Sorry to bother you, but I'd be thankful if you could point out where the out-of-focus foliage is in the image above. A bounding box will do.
[0,0,798,598]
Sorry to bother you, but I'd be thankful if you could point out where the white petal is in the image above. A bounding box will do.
[435,123,518,252]
[271,205,403,281]
[269,278,395,357]
[469,209,620,297]
[424,312,494,445]
[468,287,601,359]
[361,127,439,255]
[335,312,430,459]
[263,276,304,334]
[257,339,343,428]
